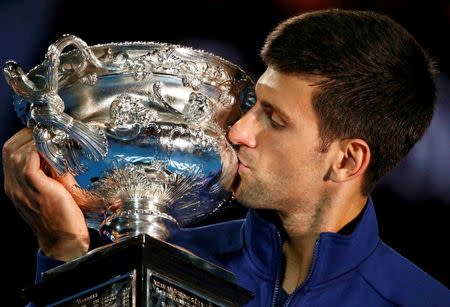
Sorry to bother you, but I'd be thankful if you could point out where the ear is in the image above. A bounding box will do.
[329,139,370,183]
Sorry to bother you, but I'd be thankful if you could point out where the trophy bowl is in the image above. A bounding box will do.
[5,34,255,243]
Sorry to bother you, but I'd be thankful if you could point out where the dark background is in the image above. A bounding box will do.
[1,0,449,305]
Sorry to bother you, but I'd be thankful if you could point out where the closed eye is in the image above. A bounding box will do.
[262,106,285,129]
[259,99,290,129]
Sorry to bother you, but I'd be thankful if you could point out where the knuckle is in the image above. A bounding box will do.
[10,151,23,167]
[23,167,35,183]
[2,140,12,159]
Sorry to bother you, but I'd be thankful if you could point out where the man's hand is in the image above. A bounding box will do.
[3,128,89,261]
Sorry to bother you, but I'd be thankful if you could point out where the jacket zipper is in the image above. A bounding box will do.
[271,231,283,307]
[283,240,320,306]
[271,232,321,307]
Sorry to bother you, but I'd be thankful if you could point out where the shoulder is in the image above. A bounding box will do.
[358,241,449,306]
[169,219,245,261]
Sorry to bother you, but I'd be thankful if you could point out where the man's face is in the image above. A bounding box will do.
[228,67,335,217]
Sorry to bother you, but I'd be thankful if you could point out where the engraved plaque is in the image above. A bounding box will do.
[49,272,134,307]
[148,273,220,307]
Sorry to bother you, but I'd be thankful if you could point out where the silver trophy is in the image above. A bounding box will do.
[5,35,255,306]
[5,34,254,241]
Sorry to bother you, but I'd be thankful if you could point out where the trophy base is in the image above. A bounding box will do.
[22,234,253,306]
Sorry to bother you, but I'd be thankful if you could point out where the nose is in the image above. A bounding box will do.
[228,107,258,148]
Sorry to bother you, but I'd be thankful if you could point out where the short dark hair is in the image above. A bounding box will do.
[261,8,437,194]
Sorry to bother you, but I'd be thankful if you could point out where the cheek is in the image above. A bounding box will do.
[263,147,298,180]
[267,145,323,184]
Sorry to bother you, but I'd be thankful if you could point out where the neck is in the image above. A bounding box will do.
[281,233,317,293]
[278,193,368,293]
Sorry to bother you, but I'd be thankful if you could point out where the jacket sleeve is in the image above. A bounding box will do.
[35,249,65,284]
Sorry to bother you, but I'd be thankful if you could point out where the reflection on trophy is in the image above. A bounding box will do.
[5,34,255,306]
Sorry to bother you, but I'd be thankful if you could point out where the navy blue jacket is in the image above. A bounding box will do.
[37,199,449,306]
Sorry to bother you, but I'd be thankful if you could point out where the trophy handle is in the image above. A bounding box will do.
[3,34,120,175]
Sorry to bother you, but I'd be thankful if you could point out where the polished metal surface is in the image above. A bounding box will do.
[5,34,255,241]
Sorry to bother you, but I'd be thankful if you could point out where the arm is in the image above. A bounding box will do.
[3,128,89,261]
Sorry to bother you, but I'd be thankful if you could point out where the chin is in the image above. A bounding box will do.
[232,177,275,209]
[232,185,250,207]
[234,189,268,210]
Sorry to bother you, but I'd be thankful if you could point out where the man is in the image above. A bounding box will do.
[3,8,449,306]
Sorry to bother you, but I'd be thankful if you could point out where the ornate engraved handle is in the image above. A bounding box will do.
[4,35,119,175]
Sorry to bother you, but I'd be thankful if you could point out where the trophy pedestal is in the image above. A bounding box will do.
[22,234,253,306]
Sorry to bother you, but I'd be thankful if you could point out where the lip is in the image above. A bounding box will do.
[237,157,250,173]
[238,162,250,174]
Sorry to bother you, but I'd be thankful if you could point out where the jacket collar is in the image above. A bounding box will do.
[242,198,380,286]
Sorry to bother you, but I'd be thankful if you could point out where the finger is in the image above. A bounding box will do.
[53,170,78,188]
[22,147,54,191]
[29,151,102,210]
[45,161,79,191]
[55,172,104,210]
[3,141,35,192]
[39,156,62,178]
[2,128,33,158]
[36,153,77,187]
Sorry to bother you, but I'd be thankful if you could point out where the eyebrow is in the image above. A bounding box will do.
[260,100,292,124]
